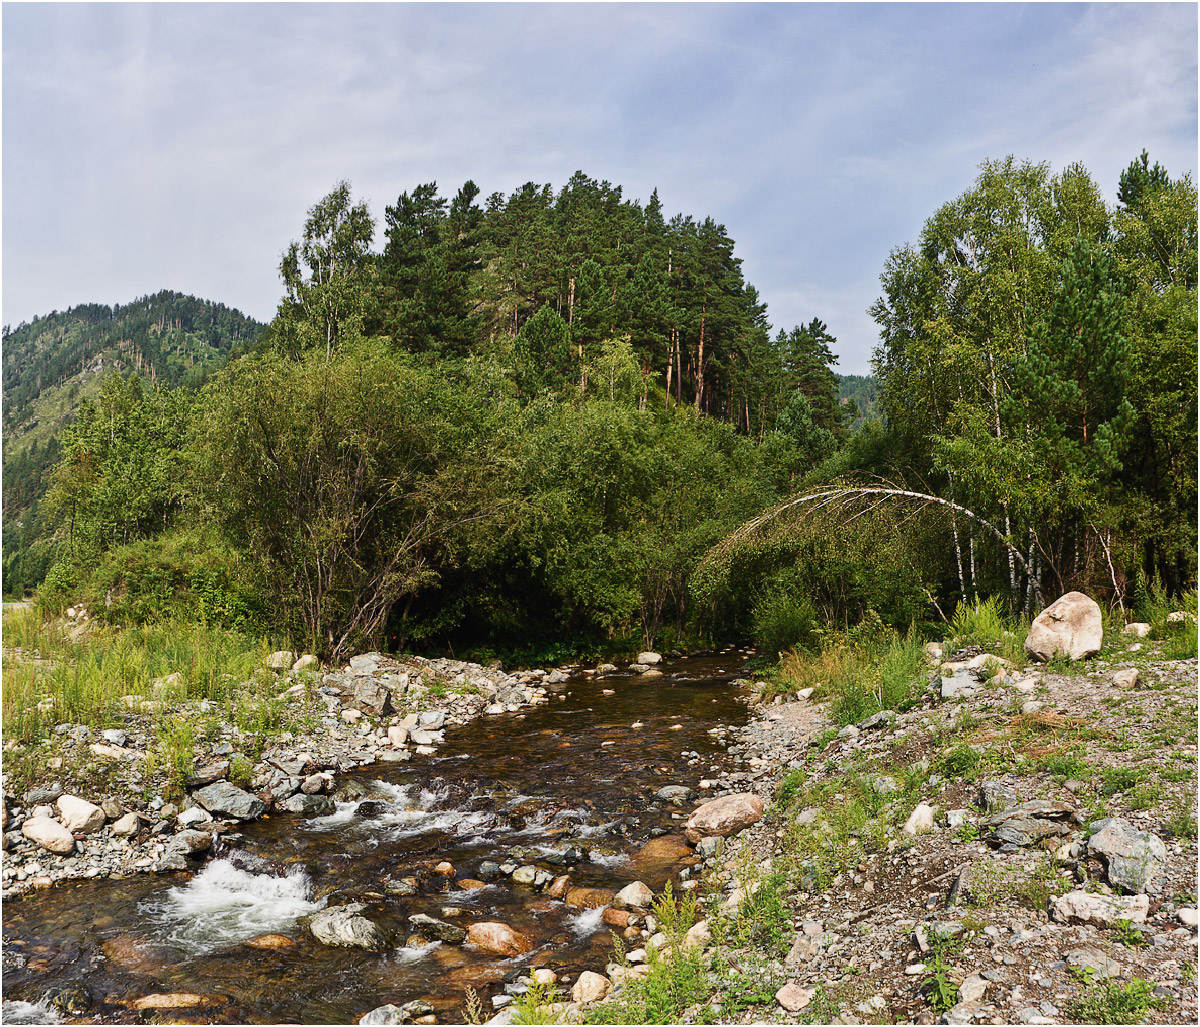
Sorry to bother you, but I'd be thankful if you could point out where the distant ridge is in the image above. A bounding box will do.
[2,290,263,595]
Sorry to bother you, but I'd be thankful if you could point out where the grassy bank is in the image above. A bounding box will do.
[761,591,1196,721]
[1,607,314,799]
[2,606,286,740]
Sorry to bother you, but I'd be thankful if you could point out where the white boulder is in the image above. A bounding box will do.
[21,815,76,854]
[1024,591,1102,662]
[56,794,106,834]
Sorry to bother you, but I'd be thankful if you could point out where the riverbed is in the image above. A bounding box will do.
[2,652,753,1023]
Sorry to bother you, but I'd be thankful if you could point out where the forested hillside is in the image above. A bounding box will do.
[22,156,1198,662]
[2,292,262,595]
[836,373,878,425]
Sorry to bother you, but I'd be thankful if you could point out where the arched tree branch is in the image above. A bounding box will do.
[721,482,1031,575]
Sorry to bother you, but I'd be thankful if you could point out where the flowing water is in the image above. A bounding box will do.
[2,653,753,1023]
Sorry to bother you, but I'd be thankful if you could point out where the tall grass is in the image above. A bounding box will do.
[946,596,1007,650]
[1134,581,1199,659]
[1135,578,1197,635]
[776,627,925,726]
[2,608,280,743]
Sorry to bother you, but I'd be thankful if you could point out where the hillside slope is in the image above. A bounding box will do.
[2,291,262,595]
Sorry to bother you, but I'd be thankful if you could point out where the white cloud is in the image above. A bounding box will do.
[3,1,1195,379]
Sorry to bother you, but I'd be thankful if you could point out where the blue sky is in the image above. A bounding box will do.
[3,3,1196,372]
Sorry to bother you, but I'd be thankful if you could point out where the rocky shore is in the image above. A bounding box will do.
[562,615,1197,1025]
[1,649,587,897]
[3,602,1196,1026]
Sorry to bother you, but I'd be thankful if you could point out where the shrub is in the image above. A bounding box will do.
[947,596,1007,650]
[1066,974,1164,1024]
[752,590,818,656]
[84,530,265,631]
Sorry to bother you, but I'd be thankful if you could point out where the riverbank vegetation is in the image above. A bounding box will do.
[4,152,1195,663]
[0,604,308,800]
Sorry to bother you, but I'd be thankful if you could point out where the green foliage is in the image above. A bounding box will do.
[1161,798,1198,840]
[922,949,960,1014]
[940,743,984,779]
[228,754,254,789]
[947,596,1007,650]
[3,292,261,598]
[513,305,575,394]
[1066,973,1164,1024]
[156,717,196,799]
[585,948,708,1025]
[511,978,563,1025]
[196,341,508,657]
[1036,747,1092,780]
[870,153,1196,611]
[720,867,791,956]
[274,180,375,358]
[1100,766,1144,796]
[1111,918,1148,948]
[587,882,708,1025]
[776,390,837,464]
[14,157,1195,665]
[82,530,263,630]
[751,589,817,656]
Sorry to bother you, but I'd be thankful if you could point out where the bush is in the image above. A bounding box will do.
[947,596,1008,649]
[84,530,265,631]
[36,559,82,615]
[752,590,818,656]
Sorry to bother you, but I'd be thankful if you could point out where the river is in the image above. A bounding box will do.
[2,652,753,1024]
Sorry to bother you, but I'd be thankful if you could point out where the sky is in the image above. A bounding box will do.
[3,3,1196,373]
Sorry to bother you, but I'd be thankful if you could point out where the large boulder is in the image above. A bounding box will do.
[186,761,230,788]
[110,811,141,837]
[1051,890,1149,927]
[265,650,298,671]
[156,829,214,871]
[1087,818,1167,893]
[564,886,615,909]
[55,795,106,834]
[465,921,532,956]
[279,793,335,817]
[1024,591,1102,662]
[614,881,653,909]
[350,679,392,717]
[571,971,611,1004]
[638,835,692,862]
[21,815,76,854]
[982,800,1077,847]
[309,905,391,951]
[357,1001,434,1026]
[685,792,764,843]
[192,781,265,821]
[129,993,225,1011]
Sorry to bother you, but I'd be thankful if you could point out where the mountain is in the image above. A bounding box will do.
[2,291,262,595]
[837,373,878,425]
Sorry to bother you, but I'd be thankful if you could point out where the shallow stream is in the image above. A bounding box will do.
[2,653,752,1023]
